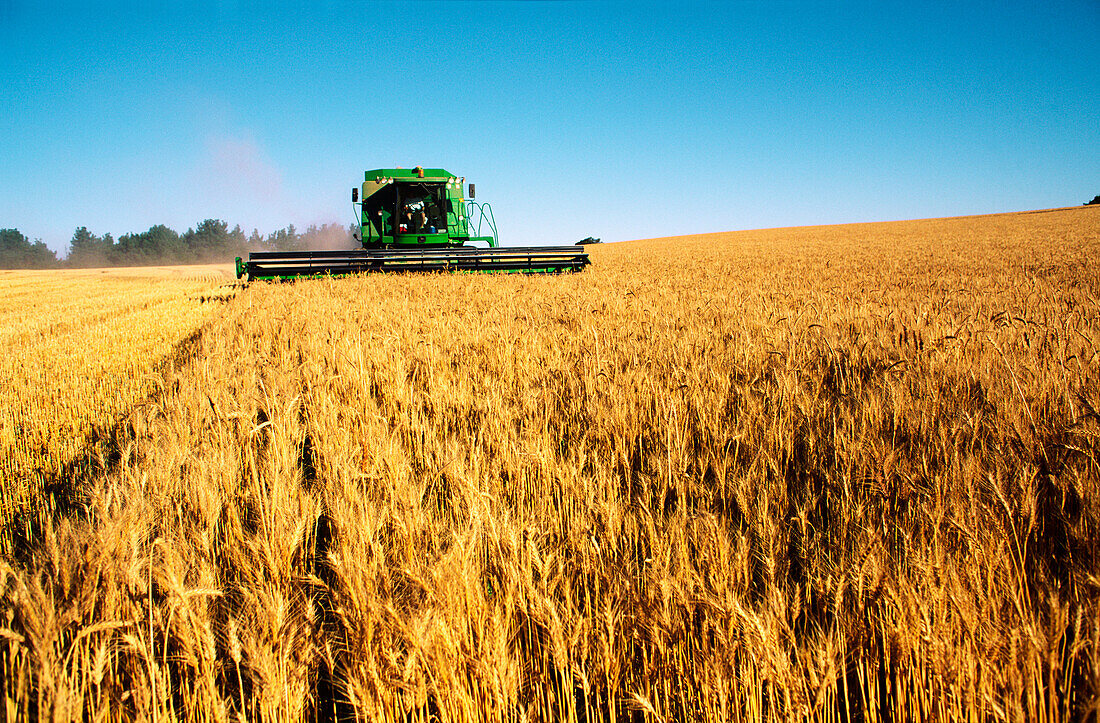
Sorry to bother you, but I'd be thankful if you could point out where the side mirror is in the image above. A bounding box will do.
[468,183,475,199]
[352,187,359,202]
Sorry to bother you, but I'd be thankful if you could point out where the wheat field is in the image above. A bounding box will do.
[1,207,1099,721]
[0,265,235,555]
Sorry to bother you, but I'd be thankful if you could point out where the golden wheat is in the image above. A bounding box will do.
[1,208,1098,721]
[0,265,234,554]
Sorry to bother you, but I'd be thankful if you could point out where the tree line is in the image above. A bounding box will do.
[0,221,357,269]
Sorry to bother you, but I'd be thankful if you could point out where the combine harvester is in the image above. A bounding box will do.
[236,167,590,280]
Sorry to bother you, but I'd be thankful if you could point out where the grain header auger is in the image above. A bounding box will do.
[235,167,591,280]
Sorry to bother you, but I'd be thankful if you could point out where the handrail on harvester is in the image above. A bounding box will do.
[461,201,497,246]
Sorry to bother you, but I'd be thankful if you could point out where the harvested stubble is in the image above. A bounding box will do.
[0,266,232,554]
[1,208,1099,721]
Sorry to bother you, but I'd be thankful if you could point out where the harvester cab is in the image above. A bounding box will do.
[355,167,497,248]
[235,167,590,280]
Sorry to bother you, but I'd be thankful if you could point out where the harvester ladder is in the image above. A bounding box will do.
[451,201,498,246]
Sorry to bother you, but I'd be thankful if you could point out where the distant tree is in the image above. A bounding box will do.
[228,224,247,256]
[183,219,226,257]
[58,219,281,267]
[68,226,96,261]
[115,224,182,264]
[0,228,59,268]
[113,231,144,263]
[66,226,112,267]
[147,224,183,259]
[1087,195,1100,206]
[181,219,245,262]
[58,218,356,267]
[263,224,300,251]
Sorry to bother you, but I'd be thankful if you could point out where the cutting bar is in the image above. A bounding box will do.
[236,246,590,280]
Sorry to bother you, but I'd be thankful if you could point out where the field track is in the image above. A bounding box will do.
[2,206,1099,721]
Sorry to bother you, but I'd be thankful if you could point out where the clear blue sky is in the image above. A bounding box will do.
[2,0,1097,254]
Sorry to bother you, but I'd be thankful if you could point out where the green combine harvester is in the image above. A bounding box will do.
[235,167,590,280]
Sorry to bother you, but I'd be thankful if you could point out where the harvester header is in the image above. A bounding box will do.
[235,167,590,280]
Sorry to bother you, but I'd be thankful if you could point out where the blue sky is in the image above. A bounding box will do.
[2,0,1097,254]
